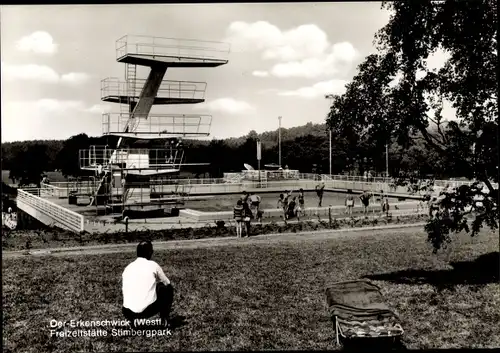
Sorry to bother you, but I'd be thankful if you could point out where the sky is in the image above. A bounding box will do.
[1,3,454,143]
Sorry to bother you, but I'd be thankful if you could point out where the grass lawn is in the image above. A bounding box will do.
[3,228,499,352]
[2,214,428,251]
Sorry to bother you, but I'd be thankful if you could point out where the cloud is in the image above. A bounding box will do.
[269,42,357,78]
[277,79,348,99]
[33,99,86,113]
[194,98,255,114]
[2,99,101,142]
[7,99,107,115]
[85,104,112,114]
[225,21,358,78]
[16,31,58,55]
[1,62,90,85]
[226,22,329,61]
[60,72,90,85]
[257,88,281,95]
[252,70,270,77]
[1,62,59,83]
[226,21,282,53]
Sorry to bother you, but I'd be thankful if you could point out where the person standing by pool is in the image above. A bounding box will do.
[287,196,298,219]
[283,190,293,219]
[249,192,261,215]
[315,182,325,207]
[242,200,253,237]
[277,194,284,209]
[297,188,306,217]
[359,191,371,216]
[241,191,249,204]
[345,193,355,216]
[233,199,244,238]
[382,196,390,217]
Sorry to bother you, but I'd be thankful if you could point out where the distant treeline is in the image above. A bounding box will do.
[1,122,463,183]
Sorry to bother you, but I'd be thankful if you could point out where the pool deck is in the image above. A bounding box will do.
[16,180,431,235]
[37,194,425,233]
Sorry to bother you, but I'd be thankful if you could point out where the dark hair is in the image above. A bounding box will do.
[279,193,284,199]
[237,199,243,206]
[137,240,153,259]
[299,188,303,192]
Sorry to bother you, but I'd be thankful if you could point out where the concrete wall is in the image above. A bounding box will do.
[43,179,446,199]
[16,201,69,231]
[179,201,427,223]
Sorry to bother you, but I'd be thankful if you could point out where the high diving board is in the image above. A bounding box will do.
[102,113,212,137]
[101,78,206,105]
[116,35,230,68]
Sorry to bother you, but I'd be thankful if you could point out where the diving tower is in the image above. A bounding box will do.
[79,35,229,214]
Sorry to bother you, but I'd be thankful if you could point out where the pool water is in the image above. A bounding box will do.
[183,191,404,212]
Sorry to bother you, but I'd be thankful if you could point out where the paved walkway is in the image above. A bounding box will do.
[3,222,426,259]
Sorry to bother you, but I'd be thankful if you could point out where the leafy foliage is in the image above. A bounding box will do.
[327,0,498,251]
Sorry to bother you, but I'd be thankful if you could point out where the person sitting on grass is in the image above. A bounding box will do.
[122,241,174,329]
[233,199,244,238]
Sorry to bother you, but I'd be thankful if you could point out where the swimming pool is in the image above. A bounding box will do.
[183,191,409,212]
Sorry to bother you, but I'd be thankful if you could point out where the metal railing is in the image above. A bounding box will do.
[101,77,207,101]
[17,189,84,232]
[102,113,212,137]
[41,176,497,200]
[116,35,231,62]
[150,179,396,195]
[40,183,67,198]
[150,177,226,185]
[79,147,184,171]
[223,170,302,183]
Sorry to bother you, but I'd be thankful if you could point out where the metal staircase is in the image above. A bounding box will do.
[126,63,136,112]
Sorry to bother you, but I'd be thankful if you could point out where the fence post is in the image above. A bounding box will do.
[125,216,129,233]
[328,206,332,227]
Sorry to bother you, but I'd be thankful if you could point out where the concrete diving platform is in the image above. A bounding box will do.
[100,78,207,105]
[102,113,212,137]
[115,35,230,68]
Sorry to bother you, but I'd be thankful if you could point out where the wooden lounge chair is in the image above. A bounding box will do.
[325,279,404,347]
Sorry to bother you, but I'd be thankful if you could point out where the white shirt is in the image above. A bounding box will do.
[250,195,261,203]
[122,257,170,313]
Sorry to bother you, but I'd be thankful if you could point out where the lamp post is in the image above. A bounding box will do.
[386,143,389,180]
[278,116,282,167]
[325,94,334,176]
[257,139,262,185]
